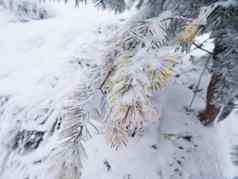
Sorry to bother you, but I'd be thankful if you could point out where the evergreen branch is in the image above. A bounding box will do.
[231,144,238,167]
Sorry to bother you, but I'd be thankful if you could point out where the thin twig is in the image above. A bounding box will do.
[122,106,131,124]
[188,55,211,110]
[189,38,210,54]
[161,16,193,23]
[192,42,214,55]
[99,68,114,94]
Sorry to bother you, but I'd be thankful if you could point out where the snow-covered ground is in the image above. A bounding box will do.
[0,3,237,179]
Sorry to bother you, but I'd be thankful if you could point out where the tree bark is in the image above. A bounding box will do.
[198,73,222,125]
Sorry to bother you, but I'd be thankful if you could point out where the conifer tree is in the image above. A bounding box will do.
[198,1,238,125]
[1,1,238,179]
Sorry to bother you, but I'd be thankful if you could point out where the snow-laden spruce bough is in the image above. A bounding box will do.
[0,0,238,178]
[0,0,50,21]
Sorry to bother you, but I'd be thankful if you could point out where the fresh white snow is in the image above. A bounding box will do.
[0,3,237,179]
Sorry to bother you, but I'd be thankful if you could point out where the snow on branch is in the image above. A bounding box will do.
[0,0,49,21]
[97,11,183,148]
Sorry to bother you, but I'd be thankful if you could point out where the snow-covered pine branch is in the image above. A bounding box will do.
[0,0,49,21]
[0,60,101,178]
[97,12,183,148]
[231,144,238,167]
[48,86,95,179]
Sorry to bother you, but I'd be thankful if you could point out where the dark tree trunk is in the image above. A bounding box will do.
[198,73,222,125]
